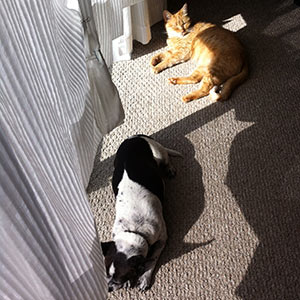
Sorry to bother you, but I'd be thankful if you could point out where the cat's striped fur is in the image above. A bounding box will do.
[151,3,248,102]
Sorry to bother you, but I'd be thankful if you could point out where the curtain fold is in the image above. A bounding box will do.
[78,0,125,135]
[0,0,121,298]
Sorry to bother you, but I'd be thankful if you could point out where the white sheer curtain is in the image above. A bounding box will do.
[0,0,124,299]
[92,0,167,66]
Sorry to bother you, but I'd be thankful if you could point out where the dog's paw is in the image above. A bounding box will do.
[137,276,151,291]
[123,280,131,290]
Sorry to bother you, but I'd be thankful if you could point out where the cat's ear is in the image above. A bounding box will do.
[163,10,172,22]
[181,3,188,16]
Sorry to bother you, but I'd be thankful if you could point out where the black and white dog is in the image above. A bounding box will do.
[101,135,181,291]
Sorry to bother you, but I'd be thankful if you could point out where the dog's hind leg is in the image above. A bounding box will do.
[136,239,166,291]
[140,136,182,177]
[165,147,182,158]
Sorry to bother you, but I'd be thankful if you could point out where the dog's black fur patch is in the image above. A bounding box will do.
[112,136,164,201]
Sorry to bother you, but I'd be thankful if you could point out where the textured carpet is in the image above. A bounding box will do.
[87,1,300,299]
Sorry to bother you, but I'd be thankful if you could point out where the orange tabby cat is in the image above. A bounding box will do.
[150,3,248,102]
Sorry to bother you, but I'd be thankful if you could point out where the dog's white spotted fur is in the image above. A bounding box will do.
[114,170,166,248]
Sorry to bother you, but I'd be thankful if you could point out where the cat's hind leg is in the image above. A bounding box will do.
[182,75,214,102]
[209,86,222,101]
[169,69,204,85]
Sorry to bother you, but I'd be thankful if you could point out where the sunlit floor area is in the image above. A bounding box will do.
[88,1,300,299]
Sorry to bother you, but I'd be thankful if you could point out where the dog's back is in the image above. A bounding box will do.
[112,136,165,202]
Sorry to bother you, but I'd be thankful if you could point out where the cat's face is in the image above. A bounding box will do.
[163,4,191,38]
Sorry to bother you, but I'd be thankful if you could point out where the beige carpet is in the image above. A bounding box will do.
[87,1,300,299]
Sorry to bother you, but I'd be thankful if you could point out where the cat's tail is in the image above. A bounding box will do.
[215,61,249,101]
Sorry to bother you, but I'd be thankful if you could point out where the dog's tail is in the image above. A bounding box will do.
[165,147,183,158]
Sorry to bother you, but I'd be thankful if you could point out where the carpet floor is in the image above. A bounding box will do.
[87,1,300,299]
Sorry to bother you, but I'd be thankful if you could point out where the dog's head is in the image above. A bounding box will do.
[101,241,146,291]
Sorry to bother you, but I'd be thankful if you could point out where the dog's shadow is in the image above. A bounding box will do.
[150,133,214,270]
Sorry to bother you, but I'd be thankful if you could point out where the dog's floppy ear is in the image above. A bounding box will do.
[101,241,116,256]
[128,255,146,275]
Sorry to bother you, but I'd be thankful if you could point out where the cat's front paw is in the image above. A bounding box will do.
[168,77,178,85]
[152,66,161,74]
[150,56,161,66]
